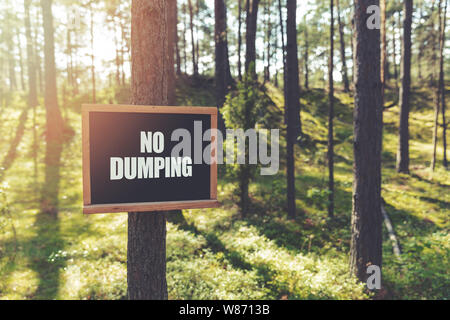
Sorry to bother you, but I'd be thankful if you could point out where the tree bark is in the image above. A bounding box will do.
[238,0,243,80]
[90,3,96,103]
[396,0,413,174]
[25,0,38,109]
[25,0,38,183]
[431,0,441,171]
[328,0,334,218]
[439,0,448,168]
[128,0,175,300]
[245,0,260,78]
[175,2,182,76]
[350,0,383,283]
[380,0,386,105]
[16,29,26,91]
[188,0,198,76]
[391,16,398,91]
[304,18,309,90]
[285,0,301,219]
[278,0,288,124]
[215,0,233,133]
[40,0,65,217]
[336,0,349,92]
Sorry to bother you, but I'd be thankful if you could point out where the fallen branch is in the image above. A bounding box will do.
[381,199,402,258]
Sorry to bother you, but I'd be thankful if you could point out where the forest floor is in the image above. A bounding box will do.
[0,77,448,299]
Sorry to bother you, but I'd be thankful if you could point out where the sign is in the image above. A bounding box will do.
[82,104,219,214]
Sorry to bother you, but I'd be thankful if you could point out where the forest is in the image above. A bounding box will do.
[0,0,448,300]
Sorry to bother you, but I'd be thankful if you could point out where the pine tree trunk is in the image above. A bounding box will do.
[278,0,288,125]
[285,0,300,219]
[336,0,349,92]
[188,0,197,76]
[40,0,64,217]
[238,0,243,80]
[431,0,439,171]
[392,17,398,90]
[350,0,383,283]
[328,0,334,218]
[128,0,175,300]
[175,2,182,76]
[90,4,96,103]
[214,0,233,133]
[25,0,38,184]
[245,0,259,78]
[380,0,386,105]
[396,0,413,174]
[439,0,448,168]
[16,29,26,91]
[304,19,309,90]
[5,19,17,91]
[264,0,272,82]
[25,0,38,109]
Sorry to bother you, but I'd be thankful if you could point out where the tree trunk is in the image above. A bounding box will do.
[380,0,386,106]
[392,16,398,91]
[396,0,413,174]
[40,0,64,217]
[431,0,439,171]
[90,4,96,103]
[278,0,287,124]
[25,0,38,183]
[264,0,272,82]
[5,16,17,91]
[188,0,198,76]
[350,0,383,283]
[25,0,38,110]
[128,0,175,300]
[328,0,334,218]
[34,8,44,95]
[215,0,233,133]
[16,29,26,91]
[245,0,259,78]
[285,0,300,219]
[183,3,188,74]
[439,0,448,168]
[336,0,349,92]
[304,19,309,90]
[238,0,243,80]
[175,2,182,76]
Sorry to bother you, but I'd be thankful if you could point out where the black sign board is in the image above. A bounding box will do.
[82,104,218,214]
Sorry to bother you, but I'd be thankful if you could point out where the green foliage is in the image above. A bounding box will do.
[306,188,331,210]
[0,76,448,300]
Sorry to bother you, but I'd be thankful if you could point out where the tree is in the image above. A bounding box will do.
[89,2,96,103]
[25,0,38,181]
[245,0,259,78]
[238,0,243,80]
[380,0,387,105]
[439,0,448,168]
[303,16,309,90]
[396,0,413,174]
[327,0,335,217]
[285,0,301,219]
[127,0,176,300]
[336,0,349,92]
[40,0,65,217]
[431,0,440,171]
[25,0,38,111]
[188,0,198,76]
[350,0,383,283]
[215,0,233,132]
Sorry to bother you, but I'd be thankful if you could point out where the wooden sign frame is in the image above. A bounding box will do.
[82,104,219,214]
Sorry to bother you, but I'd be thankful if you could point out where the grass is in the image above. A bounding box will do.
[0,78,448,300]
